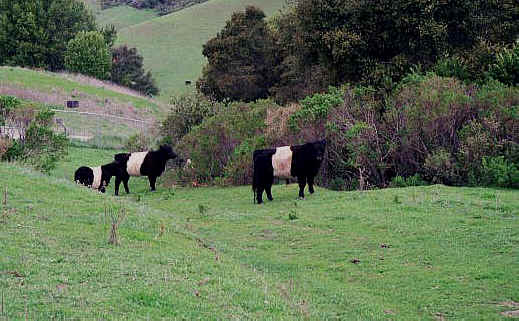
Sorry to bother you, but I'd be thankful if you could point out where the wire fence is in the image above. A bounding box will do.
[1,109,156,149]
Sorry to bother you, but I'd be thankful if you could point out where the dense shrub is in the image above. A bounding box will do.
[168,72,519,190]
[479,156,519,188]
[161,92,220,144]
[489,41,519,86]
[389,174,428,188]
[2,106,68,173]
[174,100,284,185]
[65,31,112,80]
[125,133,153,152]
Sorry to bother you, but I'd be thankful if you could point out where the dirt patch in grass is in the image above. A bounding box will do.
[501,310,519,317]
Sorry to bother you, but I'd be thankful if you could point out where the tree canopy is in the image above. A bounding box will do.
[0,0,97,71]
[197,6,279,102]
[64,31,112,80]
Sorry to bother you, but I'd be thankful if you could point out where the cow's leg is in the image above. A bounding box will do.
[286,179,290,185]
[123,176,130,194]
[308,176,315,194]
[297,176,307,199]
[149,176,157,191]
[266,184,273,201]
[115,177,121,196]
[256,186,265,204]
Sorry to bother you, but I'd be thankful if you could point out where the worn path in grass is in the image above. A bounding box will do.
[1,147,518,320]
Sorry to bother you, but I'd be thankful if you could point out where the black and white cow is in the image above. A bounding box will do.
[113,144,180,195]
[252,139,326,204]
[74,156,129,193]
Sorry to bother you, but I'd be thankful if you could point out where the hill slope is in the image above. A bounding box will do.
[1,146,518,319]
[116,0,286,101]
[0,67,165,147]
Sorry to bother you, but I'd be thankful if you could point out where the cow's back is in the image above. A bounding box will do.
[272,146,293,178]
[127,152,148,176]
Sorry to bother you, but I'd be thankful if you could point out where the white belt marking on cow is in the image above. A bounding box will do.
[127,152,148,176]
[90,166,102,189]
[272,146,293,178]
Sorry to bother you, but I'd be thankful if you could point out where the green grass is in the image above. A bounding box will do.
[0,66,163,113]
[115,0,286,101]
[97,5,157,30]
[1,147,518,319]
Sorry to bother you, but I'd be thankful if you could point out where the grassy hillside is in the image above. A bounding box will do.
[1,147,518,320]
[0,67,165,148]
[0,67,163,114]
[116,0,286,101]
[97,5,158,30]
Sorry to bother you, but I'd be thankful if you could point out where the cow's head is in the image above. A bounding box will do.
[159,144,179,161]
[312,139,326,161]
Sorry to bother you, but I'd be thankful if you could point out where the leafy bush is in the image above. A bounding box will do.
[479,156,519,188]
[389,174,428,188]
[125,133,153,152]
[288,86,344,131]
[174,99,280,185]
[433,57,471,82]
[1,105,68,173]
[488,41,519,86]
[0,136,12,159]
[64,31,112,80]
[0,95,20,128]
[161,92,220,144]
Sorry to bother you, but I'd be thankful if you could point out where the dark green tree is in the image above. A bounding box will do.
[64,31,112,79]
[285,0,519,90]
[197,6,279,102]
[0,0,97,71]
[111,45,159,96]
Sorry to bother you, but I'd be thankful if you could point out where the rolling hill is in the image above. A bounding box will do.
[111,0,286,101]
[0,67,166,148]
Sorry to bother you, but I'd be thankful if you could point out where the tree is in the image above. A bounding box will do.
[111,45,159,96]
[197,6,279,102]
[64,31,112,80]
[281,0,519,91]
[0,0,97,70]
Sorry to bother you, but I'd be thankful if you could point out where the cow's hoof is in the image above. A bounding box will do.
[297,196,305,200]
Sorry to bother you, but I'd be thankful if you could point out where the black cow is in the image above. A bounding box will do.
[252,139,326,204]
[74,156,129,193]
[113,144,180,195]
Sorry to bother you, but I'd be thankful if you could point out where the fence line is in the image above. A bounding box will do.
[51,109,154,125]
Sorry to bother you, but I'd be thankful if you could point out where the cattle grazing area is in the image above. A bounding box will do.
[0,147,518,320]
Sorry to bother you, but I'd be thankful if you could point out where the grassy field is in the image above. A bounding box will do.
[1,147,518,320]
[97,5,158,30]
[115,0,286,101]
[0,67,164,114]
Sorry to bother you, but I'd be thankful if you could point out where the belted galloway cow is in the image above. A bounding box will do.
[113,144,180,195]
[74,155,129,193]
[252,139,326,204]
